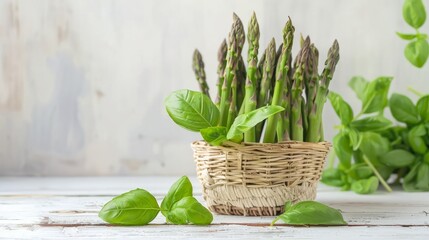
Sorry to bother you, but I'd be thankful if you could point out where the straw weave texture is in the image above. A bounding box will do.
[191,140,331,216]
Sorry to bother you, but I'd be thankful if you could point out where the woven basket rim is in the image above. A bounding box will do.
[191,140,331,150]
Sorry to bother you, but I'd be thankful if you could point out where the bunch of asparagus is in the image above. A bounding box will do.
[192,13,340,143]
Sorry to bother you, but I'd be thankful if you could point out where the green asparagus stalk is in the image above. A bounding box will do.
[255,50,266,97]
[219,13,245,127]
[304,42,319,137]
[237,56,247,115]
[290,39,311,141]
[215,39,228,107]
[307,40,340,142]
[192,49,210,98]
[242,12,260,142]
[263,18,294,143]
[227,74,238,129]
[255,38,276,140]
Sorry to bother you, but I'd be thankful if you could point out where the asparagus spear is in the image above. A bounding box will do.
[237,56,247,115]
[307,40,340,142]
[263,18,294,143]
[219,13,245,127]
[215,39,228,107]
[192,49,210,98]
[290,39,311,141]
[227,74,238,129]
[255,38,276,140]
[243,12,260,142]
[255,50,266,97]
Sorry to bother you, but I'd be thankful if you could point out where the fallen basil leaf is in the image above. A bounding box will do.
[271,201,347,226]
[200,126,228,146]
[161,176,193,218]
[167,196,213,225]
[227,105,284,139]
[99,189,160,225]
[351,176,379,194]
[165,89,219,132]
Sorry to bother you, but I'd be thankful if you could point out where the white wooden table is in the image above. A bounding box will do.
[0,177,428,239]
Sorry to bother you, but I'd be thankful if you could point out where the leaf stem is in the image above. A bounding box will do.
[362,155,392,192]
[407,86,424,97]
[270,216,282,226]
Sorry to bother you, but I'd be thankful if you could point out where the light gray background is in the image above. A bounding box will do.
[0,0,428,176]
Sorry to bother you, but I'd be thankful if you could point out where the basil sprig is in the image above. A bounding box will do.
[99,176,213,226]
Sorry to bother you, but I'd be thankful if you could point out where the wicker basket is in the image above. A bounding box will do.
[191,140,331,216]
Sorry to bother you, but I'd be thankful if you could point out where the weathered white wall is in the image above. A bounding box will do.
[0,0,428,176]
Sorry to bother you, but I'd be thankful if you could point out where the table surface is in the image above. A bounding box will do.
[0,177,428,240]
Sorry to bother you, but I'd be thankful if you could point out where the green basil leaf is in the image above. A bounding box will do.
[227,105,284,139]
[321,168,347,187]
[407,135,428,154]
[99,189,159,225]
[389,93,420,124]
[380,149,415,168]
[347,163,373,180]
[347,128,362,150]
[200,127,227,146]
[161,176,193,218]
[165,89,219,132]
[396,32,418,40]
[361,77,392,114]
[351,176,379,194]
[333,133,352,169]
[328,92,354,125]
[167,196,213,225]
[425,152,429,164]
[403,161,421,191]
[409,124,427,137]
[350,116,391,132]
[416,95,429,122]
[415,163,429,190]
[359,132,391,161]
[272,201,347,226]
[403,0,426,28]
[405,39,429,68]
[348,76,368,100]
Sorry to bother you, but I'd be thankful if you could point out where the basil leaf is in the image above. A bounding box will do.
[389,93,420,124]
[405,39,429,68]
[350,116,391,132]
[321,168,347,187]
[396,32,418,40]
[161,176,193,217]
[403,0,426,29]
[361,77,392,114]
[359,132,390,160]
[333,133,352,169]
[415,163,429,190]
[272,201,347,226]
[417,95,429,122]
[403,162,422,191]
[227,105,284,139]
[348,76,368,100]
[351,176,379,194]
[409,124,427,137]
[347,128,362,150]
[347,163,373,180]
[200,127,227,146]
[328,92,354,125]
[165,89,219,132]
[167,196,213,225]
[99,189,159,225]
[380,149,415,168]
